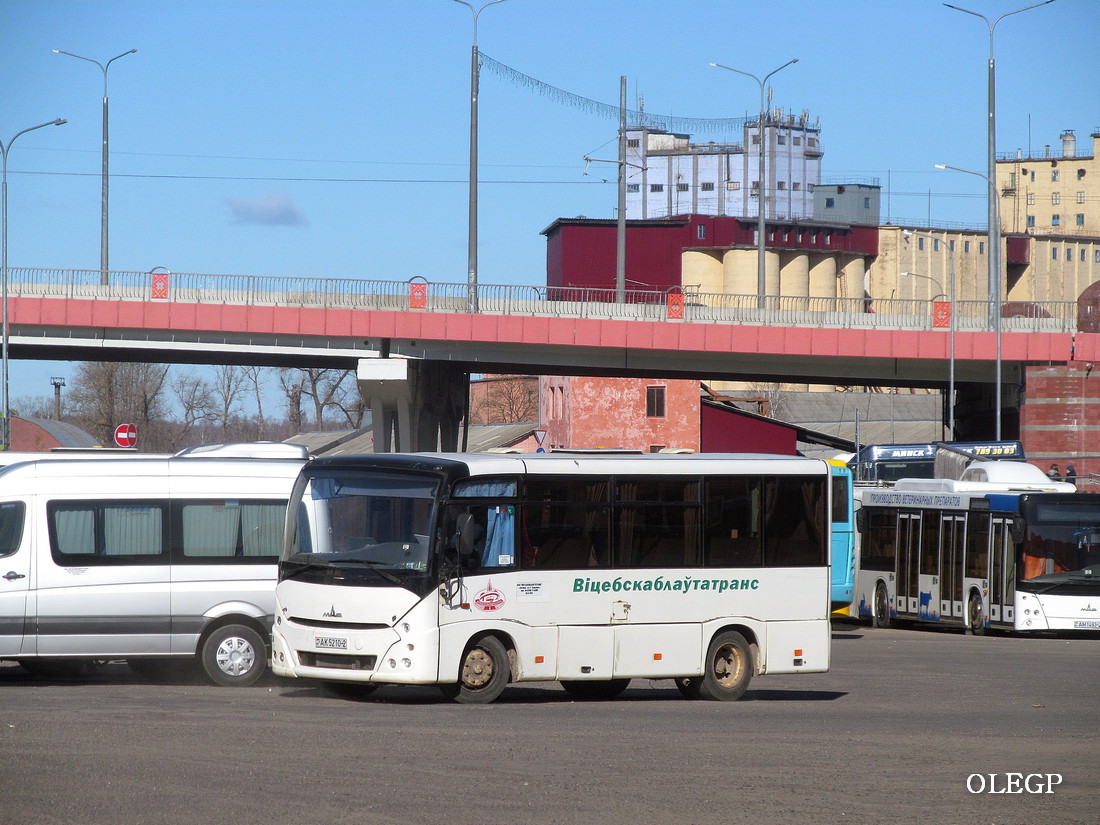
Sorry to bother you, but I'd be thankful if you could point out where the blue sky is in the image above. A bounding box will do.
[3,0,1098,417]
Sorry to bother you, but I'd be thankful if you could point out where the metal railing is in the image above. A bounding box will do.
[3,267,1081,334]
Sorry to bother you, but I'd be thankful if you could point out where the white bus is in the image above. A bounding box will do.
[272,453,835,703]
[0,443,308,685]
[853,461,1100,633]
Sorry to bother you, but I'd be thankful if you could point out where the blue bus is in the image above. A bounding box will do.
[827,460,855,610]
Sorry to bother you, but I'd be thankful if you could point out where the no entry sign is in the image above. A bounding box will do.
[114,423,138,448]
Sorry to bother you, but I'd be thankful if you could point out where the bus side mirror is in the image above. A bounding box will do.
[1010,518,1025,545]
[855,507,867,533]
[456,512,484,557]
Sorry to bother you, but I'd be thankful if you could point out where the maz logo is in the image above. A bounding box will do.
[1083,604,1097,613]
[322,606,343,618]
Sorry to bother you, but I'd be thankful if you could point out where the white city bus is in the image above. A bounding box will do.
[853,461,1100,633]
[0,442,308,685]
[272,452,835,703]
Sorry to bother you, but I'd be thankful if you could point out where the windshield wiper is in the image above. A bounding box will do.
[328,557,404,584]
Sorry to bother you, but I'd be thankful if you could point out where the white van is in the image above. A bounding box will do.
[0,443,308,686]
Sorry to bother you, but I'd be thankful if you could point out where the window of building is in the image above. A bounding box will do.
[650,183,664,193]
[1081,249,1087,262]
[964,241,971,253]
[792,182,801,191]
[777,135,786,145]
[933,239,941,251]
[627,138,640,149]
[646,386,666,418]
[1095,250,1100,263]
[1078,191,1086,203]
[807,183,815,192]
[1029,170,1035,182]
[1052,193,1061,205]
[648,445,666,454]
[1027,193,1035,205]
[1077,214,1086,227]
[777,181,786,190]
[751,180,760,192]
[979,242,986,254]
[701,182,715,192]
[1051,170,1059,182]
[752,135,761,145]
[697,224,707,240]
[726,181,740,191]
[1052,248,1058,260]
[1027,215,1036,227]
[627,183,640,193]
[949,240,955,252]
[793,136,802,146]
[918,237,925,251]
[677,182,689,192]
[825,197,835,208]
[863,197,871,209]
[808,138,818,148]
[1052,214,1061,226]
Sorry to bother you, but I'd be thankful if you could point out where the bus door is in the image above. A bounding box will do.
[918,512,940,620]
[940,514,964,620]
[896,513,921,616]
[989,516,1015,625]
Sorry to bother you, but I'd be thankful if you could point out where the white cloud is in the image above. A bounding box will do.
[225,193,307,226]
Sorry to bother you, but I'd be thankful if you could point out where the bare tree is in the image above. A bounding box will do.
[171,370,217,449]
[67,362,172,449]
[474,376,539,424]
[210,365,247,438]
[242,366,269,439]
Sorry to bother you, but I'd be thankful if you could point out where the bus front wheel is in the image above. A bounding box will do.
[967,593,987,636]
[872,582,891,629]
[440,635,510,704]
[697,631,752,701]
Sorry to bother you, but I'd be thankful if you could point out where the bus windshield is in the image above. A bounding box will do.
[1021,497,1100,587]
[282,470,439,580]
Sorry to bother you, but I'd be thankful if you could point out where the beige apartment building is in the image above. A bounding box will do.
[998,130,1099,238]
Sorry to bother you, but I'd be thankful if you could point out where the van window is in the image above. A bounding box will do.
[48,502,167,565]
[0,501,25,557]
[178,500,286,561]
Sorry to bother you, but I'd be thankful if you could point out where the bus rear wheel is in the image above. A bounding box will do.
[559,678,630,701]
[967,593,987,636]
[440,635,510,704]
[697,631,752,701]
[872,582,891,629]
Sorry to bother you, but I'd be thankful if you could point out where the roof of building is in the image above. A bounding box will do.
[22,417,100,448]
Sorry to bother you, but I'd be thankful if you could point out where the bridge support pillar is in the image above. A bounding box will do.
[357,358,467,452]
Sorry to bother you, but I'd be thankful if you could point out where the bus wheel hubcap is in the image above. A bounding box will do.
[714,644,744,688]
[462,649,493,688]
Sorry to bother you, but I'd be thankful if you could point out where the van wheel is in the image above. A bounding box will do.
[967,593,987,636]
[439,635,510,704]
[697,631,753,701]
[872,582,892,629]
[201,624,266,687]
[559,678,630,701]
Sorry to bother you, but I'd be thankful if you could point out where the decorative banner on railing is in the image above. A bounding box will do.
[409,281,427,309]
[666,292,685,320]
[933,301,951,329]
[151,271,170,300]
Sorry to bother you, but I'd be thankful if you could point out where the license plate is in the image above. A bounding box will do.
[315,636,348,650]
[1073,620,1100,629]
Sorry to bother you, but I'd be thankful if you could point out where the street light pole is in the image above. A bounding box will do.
[451,0,509,315]
[901,259,955,438]
[54,48,137,286]
[942,0,1055,440]
[710,59,798,310]
[1,118,67,450]
[936,162,1001,439]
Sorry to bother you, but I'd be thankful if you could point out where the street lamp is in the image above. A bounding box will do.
[1,118,68,450]
[710,59,798,310]
[902,261,955,439]
[53,48,137,286]
[450,1,509,314]
[936,162,1002,439]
